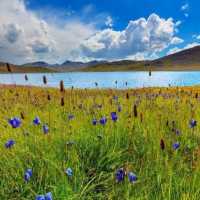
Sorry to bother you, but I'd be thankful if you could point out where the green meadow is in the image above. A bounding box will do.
[1,85,200,199]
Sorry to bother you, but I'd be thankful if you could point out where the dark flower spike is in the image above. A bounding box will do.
[8,117,21,128]
[160,139,165,150]
[115,168,126,183]
[118,105,122,112]
[5,139,15,148]
[134,105,138,117]
[128,172,137,183]
[111,112,118,122]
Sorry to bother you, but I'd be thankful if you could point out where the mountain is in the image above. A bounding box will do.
[80,46,200,71]
[1,45,200,73]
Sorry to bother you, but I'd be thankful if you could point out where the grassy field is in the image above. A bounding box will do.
[1,83,200,199]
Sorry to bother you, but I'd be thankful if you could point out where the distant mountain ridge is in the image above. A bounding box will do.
[1,45,200,72]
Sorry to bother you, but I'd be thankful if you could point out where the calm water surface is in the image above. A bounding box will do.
[0,72,200,89]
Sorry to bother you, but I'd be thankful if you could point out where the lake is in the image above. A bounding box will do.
[0,72,200,89]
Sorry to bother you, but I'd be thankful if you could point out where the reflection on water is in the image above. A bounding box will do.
[0,72,199,89]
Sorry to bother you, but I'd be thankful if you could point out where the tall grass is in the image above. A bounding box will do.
[1,86,200,199]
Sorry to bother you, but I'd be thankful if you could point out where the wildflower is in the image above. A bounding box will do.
[118,105,122,112]
[173,142,180,150]
[175,129,181,135]
[45,192,53,200]
[33,117,41,125]
[92,119,97,125]
[190,119,197,128]
[111,112,118,122]
[115,168,126,183]
[36,195,45,200]
[128,172,137,183]
[65,167,73,177]
[5,139,15,148]
[113,96,118,101]
[99,117,107,125]
[68,114,74,120]
[24,169,33,182]
[43,125,49,134]
[160,139,165,150]
[8,117,21,128]
[36,192,53,200]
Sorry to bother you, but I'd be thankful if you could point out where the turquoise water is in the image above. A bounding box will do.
[0,72,200,88]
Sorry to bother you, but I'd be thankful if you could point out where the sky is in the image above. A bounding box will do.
[0,0,200,64]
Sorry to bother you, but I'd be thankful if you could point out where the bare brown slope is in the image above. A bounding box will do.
[0,63,57,73]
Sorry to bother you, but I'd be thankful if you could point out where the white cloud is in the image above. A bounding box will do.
[181,3,189,18]
[196,35,200,40]
[171,37,184,45]
[0,1,183,63]
[167,42,200,55]
[181,3,189,11]
[105,16,113,27]
[0,0,96,64]
[80,14,181,60]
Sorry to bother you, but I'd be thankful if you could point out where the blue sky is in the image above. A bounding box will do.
[0,0,200,64]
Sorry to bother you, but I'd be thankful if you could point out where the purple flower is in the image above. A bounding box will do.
[173,142,180,150]
[5,139,15,148]
[8,117,21,128]
[36,192,53,200]
[115,168,126,183]
[43,125,49,134]
[65,167,73,177]
[190,119,197,128]
[99,117,107,125]
[33,117,41,125]
[36,195,45,200]
[175,129,181,135]
[92,119,97,125]
[24,169,33,182]
[118,105,122,112]
[113,96,118,101]
[111,112,118,122]
[128,172,137,183]
[68,114,74,120]
[45,192,53,200]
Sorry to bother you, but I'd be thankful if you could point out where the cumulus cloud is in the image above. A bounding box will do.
[171,37,184,45]
[105,16,113,27]
[0,1,183,63]
[0,0,95,64]
[80,14,181,60]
